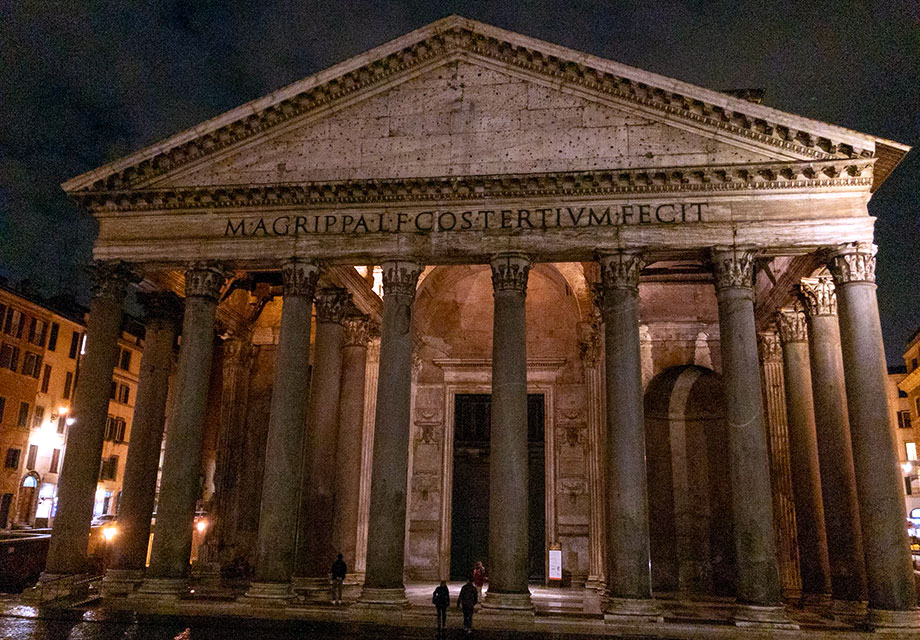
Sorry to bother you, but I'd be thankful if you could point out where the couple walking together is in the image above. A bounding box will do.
[432,562,487,634]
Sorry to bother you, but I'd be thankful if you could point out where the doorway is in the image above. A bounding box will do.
[449,393,546,582]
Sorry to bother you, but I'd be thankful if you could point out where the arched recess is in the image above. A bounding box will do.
[644,365,736,597]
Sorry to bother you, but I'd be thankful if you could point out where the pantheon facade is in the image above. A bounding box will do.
[44,16,916,630]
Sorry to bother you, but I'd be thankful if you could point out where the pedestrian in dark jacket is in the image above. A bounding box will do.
[330,553,347,604]
[432,580,450,631]
[458,576,478,634]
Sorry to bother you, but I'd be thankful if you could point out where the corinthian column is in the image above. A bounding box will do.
[294,286,350,598]
[333,309,374,581]
[140,262,227,597]
[480,253,533,611]
[105,292,183,594]
[756,331,802,602]
[710,248,793,629]
[593,250,660,621]
[44,262,138,580]
[246,260,320,600]
[829,243,920,629]
[775,307,832,608]
[798,275,867,619]
[359,259,422,607]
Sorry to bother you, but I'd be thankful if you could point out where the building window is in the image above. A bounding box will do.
[0,344,19,372]
[22,352,42,378]
[4,448,20,469]
[28,318,47,347]
[26,444,37,471]
[899,410,913,429]
[68,331,80,359]
[117,384,130,405]
[104,415,115,441]
[907,442,918,462]
[99,456,118,481]
[32,406,44,428]
[40,364,51,393]
[57,414,66,434]
[63,371,73,400]
[916,397,920,419]
[48,323,59,351]
[49,448,60,474]
[2,308,15,334]
[114,417,126,443]
[118,348,132,372]
[16,402,29,427]
[109,380,116,400]
[0,396,5,422]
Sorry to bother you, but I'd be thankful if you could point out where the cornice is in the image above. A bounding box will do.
[66,24,880,196]
[76,159,874,213]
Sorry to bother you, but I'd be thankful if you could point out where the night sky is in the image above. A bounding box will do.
[1,1,917,363]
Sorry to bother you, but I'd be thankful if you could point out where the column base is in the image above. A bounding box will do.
[26,572,89,602]
[867,608,920,630]
[291,576,331,603]
[831,598,868,625]
[102,569,145,596]
[133,577,188,601]
[481,590,534,612]
[239,581,294,605]
[355,587,409,608]
[733,604,799,629]
[801,592,832,614]
[584,576,605,591]
[603,597,664,624]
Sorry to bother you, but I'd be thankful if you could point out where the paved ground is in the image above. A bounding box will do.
[1,583,917,639]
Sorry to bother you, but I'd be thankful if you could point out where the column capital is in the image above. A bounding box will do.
[342,309,377,347]
[828,242,877,285]
[597,249,645,292]
[490,253,531,293]
[757,331,783,363]
[281,259,321,297]
[89,261,141,301]
[381,259,423,297]
[137,291,184,331]
[315,287,351,324]
[710,247,757,291]
[798,276,837,317]
[184,262,230,300]
[775,306,808,344]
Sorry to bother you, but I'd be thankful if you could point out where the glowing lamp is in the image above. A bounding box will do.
[102,525,118,542]
[196,518,208,533]
[903,462,914,474]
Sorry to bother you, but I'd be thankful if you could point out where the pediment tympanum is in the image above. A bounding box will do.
[148,59,778,188]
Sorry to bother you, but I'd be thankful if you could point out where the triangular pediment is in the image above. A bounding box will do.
[148,58,782,188]
[63,15,908,195]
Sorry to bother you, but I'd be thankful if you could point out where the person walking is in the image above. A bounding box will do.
[330,553,347,605]
[432,580,450,632]
[458,576,478,634]
[472,561,486,601]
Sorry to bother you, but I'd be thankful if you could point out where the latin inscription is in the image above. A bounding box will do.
[225,203,708,237]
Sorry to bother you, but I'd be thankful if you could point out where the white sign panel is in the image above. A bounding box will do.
[548,548,562,580]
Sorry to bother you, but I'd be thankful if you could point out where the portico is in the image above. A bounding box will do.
[46,15,915,632]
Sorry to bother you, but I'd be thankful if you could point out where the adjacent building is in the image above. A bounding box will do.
[0,284,142,529]
[897,331,920,523]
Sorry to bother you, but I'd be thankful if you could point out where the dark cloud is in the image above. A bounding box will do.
[1,0,917,361]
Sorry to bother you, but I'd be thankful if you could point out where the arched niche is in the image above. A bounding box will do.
[644,365,736,597]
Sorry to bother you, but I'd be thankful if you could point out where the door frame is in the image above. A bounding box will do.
[433,357,565,582]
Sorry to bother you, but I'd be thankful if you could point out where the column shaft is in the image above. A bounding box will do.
[333,312,372,572]
[831,245,918,617]
[711,249,785,613]
[360,260,421,604]
[45,262,135,576]
[144,263,226,588]
[250,261,319,592]
[485,253,532,609]
[799,276,867,608]
[109,294,181,575]
[596,251,658,619]
[295,287,349,588]
[776,308,832,603]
